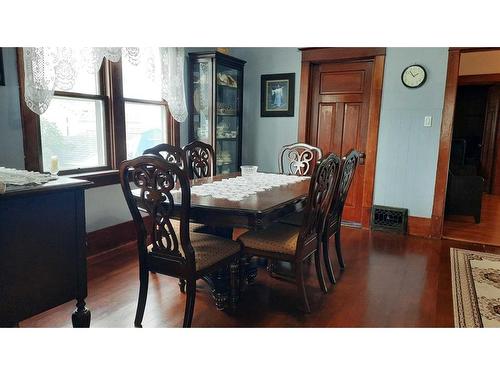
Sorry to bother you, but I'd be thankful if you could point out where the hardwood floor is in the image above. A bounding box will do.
[443,194,500,247]
[21,227,500,328]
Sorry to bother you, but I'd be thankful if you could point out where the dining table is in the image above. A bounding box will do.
[133,172,311,310]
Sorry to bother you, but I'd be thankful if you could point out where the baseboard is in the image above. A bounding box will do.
[407,216,432,238]
[86,214,434,259]
[86,216,152,257]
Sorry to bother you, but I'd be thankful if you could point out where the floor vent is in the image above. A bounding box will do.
[371,205,408,234]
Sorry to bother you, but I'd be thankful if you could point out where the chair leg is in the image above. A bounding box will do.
[314,250,328,294]
[179,279,186,293]
[323,236,336,284]
[134,269,149,328]
[295,260,311,313]
[183,280,196,328]
[335,231,345,269]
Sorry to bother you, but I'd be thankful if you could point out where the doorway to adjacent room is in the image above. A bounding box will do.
[438,49,500,246]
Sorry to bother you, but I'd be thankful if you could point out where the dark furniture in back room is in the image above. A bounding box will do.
[446,167,484,223]
[0,177,92,327]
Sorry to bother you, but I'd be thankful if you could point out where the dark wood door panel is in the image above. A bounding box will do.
[341,103,361,153]
[308,60,373,224]
[316,103,337,154]
[320,71,365,94]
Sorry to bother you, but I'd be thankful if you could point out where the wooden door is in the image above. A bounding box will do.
[480,86,500,193]
[308,61,373,224]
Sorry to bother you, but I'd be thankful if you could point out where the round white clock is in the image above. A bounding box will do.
[401,64,426,88]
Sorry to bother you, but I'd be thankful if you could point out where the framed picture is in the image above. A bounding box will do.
[0,49,5,86]
[260,73,295,117]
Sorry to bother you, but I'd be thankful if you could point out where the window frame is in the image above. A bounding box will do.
[17,48,180,187]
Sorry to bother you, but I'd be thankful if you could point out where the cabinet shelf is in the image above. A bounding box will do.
[216,162,235,166]
[217,112,238,117]
[217,83,238,89]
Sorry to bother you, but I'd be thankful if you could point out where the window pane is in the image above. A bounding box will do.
[122,48,162,100]
[64,69,100,95]
[125,102,167,158]
[40,97,107,172]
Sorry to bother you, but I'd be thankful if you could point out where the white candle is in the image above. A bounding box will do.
[50,156,59,175]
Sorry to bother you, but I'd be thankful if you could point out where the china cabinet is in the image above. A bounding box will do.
[188,52,246,174]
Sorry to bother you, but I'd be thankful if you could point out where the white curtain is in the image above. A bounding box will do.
[22,47,188,122]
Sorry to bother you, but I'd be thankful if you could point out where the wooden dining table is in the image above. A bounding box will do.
[133,172,310,309]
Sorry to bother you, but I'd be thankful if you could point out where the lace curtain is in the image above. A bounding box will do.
[22,47,188,122]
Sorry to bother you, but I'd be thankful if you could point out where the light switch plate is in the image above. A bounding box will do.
[424,116,432,127]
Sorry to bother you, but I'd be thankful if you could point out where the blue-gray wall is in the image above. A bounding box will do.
[231,47,301,172]
[0,48,24,169]
[373,48,448,218]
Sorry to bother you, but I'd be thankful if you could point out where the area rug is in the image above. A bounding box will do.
[450,248,500,327]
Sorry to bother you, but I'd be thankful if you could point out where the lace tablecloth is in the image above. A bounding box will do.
[190,173,309,201]
[0,167,57,193]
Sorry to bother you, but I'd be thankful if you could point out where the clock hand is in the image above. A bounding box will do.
[410,71,416,77]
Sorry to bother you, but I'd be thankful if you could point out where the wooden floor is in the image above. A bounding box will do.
[21,227,500,328]
[444,194,500,247]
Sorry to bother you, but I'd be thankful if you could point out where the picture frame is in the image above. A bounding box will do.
[260,73,295,117]
[0,49,5,86]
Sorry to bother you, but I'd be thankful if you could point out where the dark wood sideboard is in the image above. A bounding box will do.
[0,177,92,327]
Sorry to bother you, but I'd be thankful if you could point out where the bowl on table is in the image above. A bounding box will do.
[240,165,258,177]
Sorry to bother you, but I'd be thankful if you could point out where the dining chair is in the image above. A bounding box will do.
[143,143,203,273]
[237,153,341,312]
[322,150,361,284]
[279,142,323,176]
[183,141,216,179]
[278,150,361,284]
[143,143,187,170]
[119,155,241,327]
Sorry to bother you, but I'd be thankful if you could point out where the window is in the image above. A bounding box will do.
[39,70,108,173]
[122,50,170,159]
[18,48,179,185]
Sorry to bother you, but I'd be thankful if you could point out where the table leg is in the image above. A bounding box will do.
[229,260,240,310]
[246,256,258,285]
[72,298,91,328]
[210,267,229,310]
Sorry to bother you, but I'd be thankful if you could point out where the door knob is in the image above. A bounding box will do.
[359,152,366,165]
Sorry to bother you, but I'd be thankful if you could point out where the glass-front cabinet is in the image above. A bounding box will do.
[188,52,246,174]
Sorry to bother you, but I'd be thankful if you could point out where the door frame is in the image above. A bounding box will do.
[297,48,386,228]
[431,47,500,238]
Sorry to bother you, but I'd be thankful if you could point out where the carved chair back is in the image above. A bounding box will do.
[183,141,216,179]
[119,155,196,274]
[279,142,323,176]
[143,143,187,170]
[297,152,341,258]
[327,150,361,226]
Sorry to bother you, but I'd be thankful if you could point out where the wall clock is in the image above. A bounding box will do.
[401,64,426,88]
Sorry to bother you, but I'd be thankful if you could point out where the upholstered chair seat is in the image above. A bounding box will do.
[147,230,240,271]
[238,223,300,257]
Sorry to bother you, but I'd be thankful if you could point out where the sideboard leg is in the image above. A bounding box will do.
[72,299,91,328]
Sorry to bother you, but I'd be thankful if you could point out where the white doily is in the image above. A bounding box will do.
[191,173,309,202]
[0,167,58,186]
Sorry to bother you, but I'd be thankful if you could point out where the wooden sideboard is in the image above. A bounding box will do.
[0,177,92,327]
